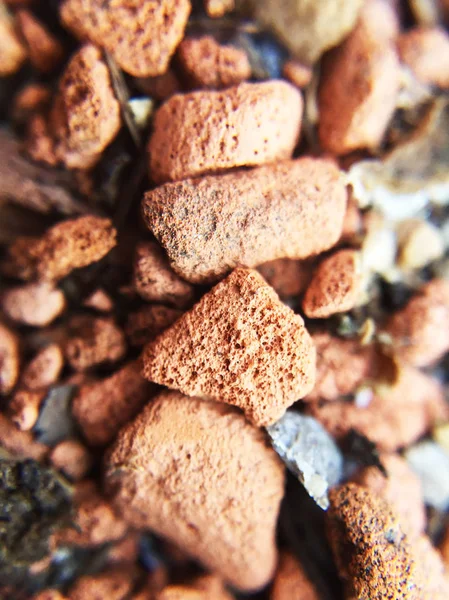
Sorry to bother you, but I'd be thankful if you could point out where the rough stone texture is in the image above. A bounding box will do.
[68,569,134,600]
[8,389,46,431]
[6,215,117,282]
[398,27,449,88]
[133,242,194,308]
[318,8,400,155]
[22,345,64,391]
[205,0,234,17]
[328,483,449,600]
[50,440,93,481]
[143,158,347,284]
[302,249,361,318]
[60,0,191,77]
[2,283,66,327]
[306,333,375,402]
[16,10,64,73]
[64,316,126,372]
[270,552,320,600]
[148,81,303,183]
[0,6,27,76]
[72,360,155,446]
[0,413,48,461]
[384,279,449,367]
[0,322,20,395]
[125,305,182,347]
[104,391,285,591]
[51,44,121,169]
[353,453,426,539]
[143,269,316,426]
[257,258,314,299]
[177,36,251,89]
[282,59,313,89]
[308,366,448,451]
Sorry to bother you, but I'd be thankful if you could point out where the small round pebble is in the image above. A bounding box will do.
[50,439,93,481]
[2,282,66,327]
[22,344,63,392]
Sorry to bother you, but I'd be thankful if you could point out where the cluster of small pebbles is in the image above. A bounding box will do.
[1,0,449,599]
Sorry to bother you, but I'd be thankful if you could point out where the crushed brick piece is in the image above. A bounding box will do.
[282,59,313,89]
[143,268,315,426]
[143,158,347,284]
[0,6,27,76]
[72,360,155,446]
[83,288,114,312]
[308,366,448,451]
[13,84,51,123]
[302,249,362,318]
[384,279,449,367]
[205,0,234,18]
[16,10,64,73]
[50,439,93,481]
[60,0,191,77]
[22,344,64,391]
[177,36,251,89]
[104,391,285,591]
[306,332,374,402]
[328,483,449,600]
[148,81,303,183]
[398,27,449,88]
[50,44,121,169]
[8,388,46,431]
[353,453,426,539]
[133,242,194,308]
[125,304,182,347]
[257,258,314,300]
[318,10,400,155]
[2,282,66,327]
[0,321,20,395]
[270,552,319,600]
[0,413,48,460]
[68,569,134,600]
[6,215,117,282]
[64,316,126,372]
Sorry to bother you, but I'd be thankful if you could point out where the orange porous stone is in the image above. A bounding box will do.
[282,59,313,89]
[104,391,285,591]
[8,388,46,431]
[0,7,27,76]
[16,10,64,73]
[177,36,251,89]
[22,344,64,390]
[398,27,449,88]
[2,282,66,326]
[51,44,121,169]
[7,215,117,282]
[143,158,347,284]
[133,241,194,308]
[0,322,20,395]
[60,0,191,77]
[385,278,449,367]
[125,304,182,347]
[148,81,303,183]
[68,569,134,600]
[142,268,315,426]
[72,360,155,446]
[302,249,361,318]
[204,0,234,18]
[257,258,314,300]
[50,439,93,481]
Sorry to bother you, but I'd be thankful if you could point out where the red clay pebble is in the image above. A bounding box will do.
[143,158,347,284]
[0,413,48,460]
[104,391,285,591]
[6,215,117,282]
[68,569,134,600]
[384,278,449,367]
[8,388,46,430]
[60,0,191,77]
[177,36,251,89]
[308,366,448,451]
[257,258,314,300]
[72,360,156,446]
[16,10,64,73]
[148,81,303,183]
[2,282,66,326]
[270,552,320,600]
[143,268,315,426]
[125,304,182,347]
[302,249,362,318]
[133,241,194,308]
[282,59,313,89]
[22,344,64,390]
[0,321,20,395]
[397,27,449,89]
[64,316,126,371]
[353,453,426,539]
[328,483,449,600]
[51,44,121,169]
[205,0,234,17]
[50,439,93,481]
[0,6,27,76]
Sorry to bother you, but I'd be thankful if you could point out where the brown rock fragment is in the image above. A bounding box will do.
[0,321,20,395]
[158,575,234,600]
[51,44,121,169]
[16,10,64,73]
[72,360,155,446]
[133,242,194,308]
[50,439,93,481]
[257,258,314,299]
[136,69,181,101]
[302,249,362,318]
[177,36,251,89]
[126,304,182,347]
[83,288,114,312]
[0,413,48,460]
[148,81,303,183]
[0,6,27,76]
[8,388,46,430]
[60,0,191,77]
[143,158,347,284]
[6,215,117,282]
[25,112,58,166]
[282,59,313,89]
[2,282,65,326]
[12,84,51,123]
[143,269,315,426]
[398,27,449,88]
[205,0,234,17]
[270,553,319,600]
[68,569,134,600]
[22,344,64,391]
[104,391,285,591]
[384,279,449,367]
